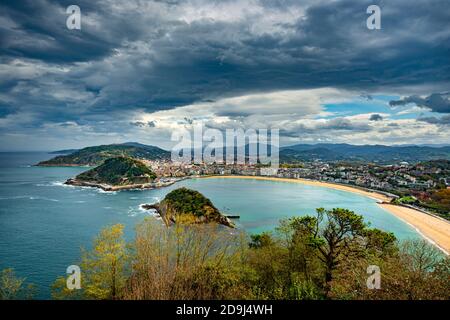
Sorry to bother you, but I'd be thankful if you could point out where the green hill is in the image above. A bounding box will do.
[147,187,234,227]
[38,142,170,166]
[72,157,157,186]
[280,144,450,164]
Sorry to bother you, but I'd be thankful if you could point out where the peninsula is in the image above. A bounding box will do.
[65,157,168,191]
[38,142,170,166]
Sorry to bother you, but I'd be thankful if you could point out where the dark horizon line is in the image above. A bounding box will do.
[1,141,450,153]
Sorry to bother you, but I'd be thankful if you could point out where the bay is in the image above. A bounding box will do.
[0,152,418,298]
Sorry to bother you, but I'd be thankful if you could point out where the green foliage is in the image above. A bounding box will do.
[123,218,248,299]
[52,224,130,300]
[50,207,448,301]
[163,188,219,217]
[288,277,322,300]
[76,157,156,185]
[393,196,418,205]
[81,224,130,299]
[51,276,84,300]
[280,163,304,168]
[249,232,274,249]
[38,143,170,166]
[245,208,400,299]
[0,268,35,300]
[160,188,233,227]
[428,188,450,212]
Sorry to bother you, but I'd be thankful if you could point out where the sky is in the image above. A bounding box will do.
[0,0,449,151]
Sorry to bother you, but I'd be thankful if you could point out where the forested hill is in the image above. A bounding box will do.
[150,187,234,228]
[280,144,450,164]
[38,142,170,166]
[71,157,157,186]
[38,142,450,166]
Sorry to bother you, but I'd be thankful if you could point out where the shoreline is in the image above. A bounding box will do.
[64,178,178,191]
[203,175,450,254]
[202,175,393,202]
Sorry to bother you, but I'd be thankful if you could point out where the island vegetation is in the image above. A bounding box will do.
[142,187,234,228]
[65,157,157,190]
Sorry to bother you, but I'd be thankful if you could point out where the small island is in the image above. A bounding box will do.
[142,187,235,228]
[65,157,168,191]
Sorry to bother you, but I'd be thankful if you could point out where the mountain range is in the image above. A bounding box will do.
[38,142,450,166]
[279,144,450,163]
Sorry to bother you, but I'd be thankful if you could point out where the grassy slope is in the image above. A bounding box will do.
[75,157,157,185]
[38,144,170,166]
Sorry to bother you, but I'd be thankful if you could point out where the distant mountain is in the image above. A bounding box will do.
[49,149,79,154]
[39,142,450,166]
[38,142,170,166]
[279,143,450,163]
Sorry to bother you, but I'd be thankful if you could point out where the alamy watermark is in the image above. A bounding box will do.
[366,265,381,289]
[65,4,380,32]
[66,5,81,30]
[66,265,81,290]
[366,5,381,30]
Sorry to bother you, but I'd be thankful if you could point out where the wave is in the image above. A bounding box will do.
[36,181,68,187]
[138,203,162,219]
[39,181,119,196]
[96,189,118,195]
[0,181,32,186]
[0,195,59,202]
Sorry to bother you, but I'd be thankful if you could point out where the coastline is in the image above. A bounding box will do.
[203,175,450,254]
[379,203,450,255]
[64,178,178,191]
[203,175,392,202]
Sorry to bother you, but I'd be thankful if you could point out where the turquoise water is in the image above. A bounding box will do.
[0,153,419,298]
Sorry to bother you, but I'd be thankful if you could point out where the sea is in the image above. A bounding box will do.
[0,152,419,298]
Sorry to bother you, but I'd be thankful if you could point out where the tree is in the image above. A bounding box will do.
[287,208,396,297]
[51,276,84,300]
[330,239,449,300]
[81,224,129,299]
[0,268,35,300]
[123,218,248,300]
[52,224,130,300]
[249,232,274,249]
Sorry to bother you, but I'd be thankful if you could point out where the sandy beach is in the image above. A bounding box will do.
[203,175,450,254]
[379,204,450,254]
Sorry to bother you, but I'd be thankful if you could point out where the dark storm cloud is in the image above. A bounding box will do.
[130,120,156,127]
[0,0,158,63]
[416,115,450,125]
[389,93,450,113]
[369,114,383,121]
[0,0,449,135]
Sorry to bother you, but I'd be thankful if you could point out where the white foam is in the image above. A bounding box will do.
[0,195,59,202]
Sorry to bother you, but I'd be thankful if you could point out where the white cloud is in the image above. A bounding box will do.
[137,87,354,129]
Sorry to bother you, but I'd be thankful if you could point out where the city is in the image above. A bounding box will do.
[144,157,450,220]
